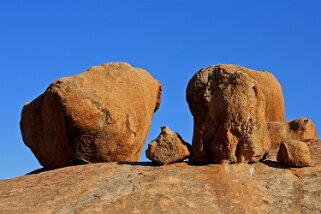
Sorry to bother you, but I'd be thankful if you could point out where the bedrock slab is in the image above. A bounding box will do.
[1,142,321,214]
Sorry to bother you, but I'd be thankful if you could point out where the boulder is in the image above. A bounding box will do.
[277,140,311,167]
[186,64,274,163]
[20,62,162,169]
[268,121,289,148]
[146,126,191,165]
[268,118,318,148]
[288,118,318,141]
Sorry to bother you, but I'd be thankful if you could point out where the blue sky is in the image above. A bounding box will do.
[0,1,320,179]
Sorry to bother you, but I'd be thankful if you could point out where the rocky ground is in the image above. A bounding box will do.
[0,142,320,214]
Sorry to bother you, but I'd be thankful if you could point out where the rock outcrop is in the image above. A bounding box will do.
[268,118,318,148]
[186,64,284,163]
[20,62,162,169]
[277,140,311,167]
[146,126,191,165]
[1,142,321,213]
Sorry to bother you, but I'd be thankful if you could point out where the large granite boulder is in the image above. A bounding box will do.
[20,62,162,169]
[186,64,285,163]
[146,126,191,165]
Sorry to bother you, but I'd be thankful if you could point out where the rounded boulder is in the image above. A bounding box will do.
[186,64,284,163]
[21,62,162,169]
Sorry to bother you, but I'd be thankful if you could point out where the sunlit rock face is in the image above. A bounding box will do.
[277,140,311,167]
[186,64,285,163]
[268,118,318,148]
[146,126,191,165]
[1,142,321,213]
[21,62,162,169]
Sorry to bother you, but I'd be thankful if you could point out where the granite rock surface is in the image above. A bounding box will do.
[186,64,283,163]
[20,62,162,169]
[146,126,191,165]
[1,142,320,214]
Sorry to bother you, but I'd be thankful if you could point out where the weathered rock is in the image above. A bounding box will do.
[277,140,311,167]
[186,64,276,163]
[268,118,318,148]
[1,143,321,213]
[268,121,289,148]
[146,126,191,165]
[20,62,162,169]
[288,118,318,142]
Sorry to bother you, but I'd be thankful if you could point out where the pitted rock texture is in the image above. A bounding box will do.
[20,62,162,169]
[1,142,321,214]
[277,140,311,167]
[146,126,191,165]
[268,118,318,148]
[186,64,280,163]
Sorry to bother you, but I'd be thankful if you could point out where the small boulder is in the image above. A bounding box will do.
[21,62,162,169]
[277,140,311,167]
[146,126,191,165]
[268,118,318,148]
[288,118,318,142]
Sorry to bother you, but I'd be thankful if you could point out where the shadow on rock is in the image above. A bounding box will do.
[26,168,46,175]
[117,162,156,166]
[261,160,294,169]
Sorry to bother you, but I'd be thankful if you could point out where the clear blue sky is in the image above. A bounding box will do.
[0,1,320,179]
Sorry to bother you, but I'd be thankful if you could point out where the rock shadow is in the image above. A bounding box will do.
[26,168,46,175]
[261,160,293,169]
[117,161,197,166]
[117,162,156,166]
